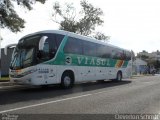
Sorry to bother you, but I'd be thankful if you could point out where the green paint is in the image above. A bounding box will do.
[44,35,129,68]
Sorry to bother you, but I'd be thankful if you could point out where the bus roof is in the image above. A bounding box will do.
[21,30,130,52]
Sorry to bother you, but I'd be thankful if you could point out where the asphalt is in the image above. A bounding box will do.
[0,81,11,86]
[0,75,160,120]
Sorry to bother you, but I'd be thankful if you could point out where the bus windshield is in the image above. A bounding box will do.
[10,33,64,70]
[10,47,35,69]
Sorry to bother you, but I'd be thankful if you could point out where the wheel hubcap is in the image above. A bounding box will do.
[64,76,71,87]
[118,74,121,80]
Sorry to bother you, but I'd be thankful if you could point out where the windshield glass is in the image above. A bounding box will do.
[10,33,64,70]
[10,47,35,69]
[10,47,21,69]
[21,48,34,67]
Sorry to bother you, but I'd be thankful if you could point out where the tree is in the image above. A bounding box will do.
[155,60,160,69]
[142,50,148,53]
[52,0,109,41]
[93,32,110,41]
[0,0,46,32]
[140,55,149,60]
[137,53,149,61]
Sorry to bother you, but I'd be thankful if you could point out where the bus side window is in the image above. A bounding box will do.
[96,44,110,58]
[37,33,64,61]
[111,49,123,60]
[96,44,103,57]
[126,52,131,60]
[83,41,97,57]
[55,34,64,49]
[48,33,64,59]
[118,50,124,60]
[122,50,126,60]
[64,37,83,55]
[111,49,116,59]
[103,46,112,58]
[43,42,49,53]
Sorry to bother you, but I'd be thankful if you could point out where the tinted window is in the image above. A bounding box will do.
[111,49,116,59]
[64,37,83,54]
[56,34,64,48]
[18,36,41,48]
[45,33,64,52]
[64,37,129,60]
[105,46,112,58]
[83,41,97,56]
[116,50,124,60]
[96,44,104,57]
[126,51,131,60]
[97,44,112,58]
[38,33,64,62]
[111,48,130,60]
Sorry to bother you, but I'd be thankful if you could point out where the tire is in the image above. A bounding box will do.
[116,72,122,81]
[61,72,74,89]
[112,72,122,82]
[40,85,48,88]
[97,80,105,83]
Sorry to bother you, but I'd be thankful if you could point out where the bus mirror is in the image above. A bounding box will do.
[4,44,17,55]
[39,36,48,51]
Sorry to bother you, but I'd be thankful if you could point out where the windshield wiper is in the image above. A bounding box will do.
[22,57,32,66]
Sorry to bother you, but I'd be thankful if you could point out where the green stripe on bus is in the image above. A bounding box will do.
[45,53,128,67]
[44,36,129,67]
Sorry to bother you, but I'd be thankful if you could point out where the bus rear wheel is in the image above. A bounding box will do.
[97,80,105,83]
[61,72,74,89]
[116,72,122,81]
[112,71,122,82]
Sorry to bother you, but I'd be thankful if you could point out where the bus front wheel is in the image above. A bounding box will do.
[61,72,74,89]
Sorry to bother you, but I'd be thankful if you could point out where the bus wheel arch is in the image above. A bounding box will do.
[61,70,75,88]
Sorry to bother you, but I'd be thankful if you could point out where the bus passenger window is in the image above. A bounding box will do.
[64,37,83,55]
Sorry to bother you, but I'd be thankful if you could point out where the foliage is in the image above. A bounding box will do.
[137,54,149,60]
[0,76,9,80]
[52,0,109,41]
[0,0,46,32]
[153,60,160,70]
[140,55,149,60]
[142,50,148,53]
[93,32,110,41]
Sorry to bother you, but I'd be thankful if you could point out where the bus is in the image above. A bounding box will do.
[6,30,132,88]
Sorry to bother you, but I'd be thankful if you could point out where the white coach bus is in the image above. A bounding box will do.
[7,30,132,88]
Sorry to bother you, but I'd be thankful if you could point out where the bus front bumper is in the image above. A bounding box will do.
[10,74,32,85]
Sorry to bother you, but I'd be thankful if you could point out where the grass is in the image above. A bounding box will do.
[0,77,9,81]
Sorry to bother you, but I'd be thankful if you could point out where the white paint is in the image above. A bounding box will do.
[93,90,109,95]
[10,56,130,85]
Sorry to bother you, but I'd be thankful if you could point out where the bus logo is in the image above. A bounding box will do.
[65,56,72,65]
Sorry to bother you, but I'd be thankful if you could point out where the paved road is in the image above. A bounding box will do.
[0,75,160,119]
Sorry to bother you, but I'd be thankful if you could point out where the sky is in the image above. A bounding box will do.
[1,0,160,54]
